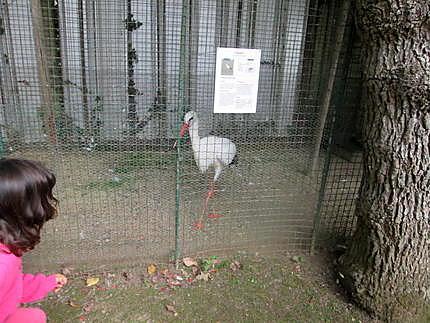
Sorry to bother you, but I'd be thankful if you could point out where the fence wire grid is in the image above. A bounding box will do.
[0,0,363,270]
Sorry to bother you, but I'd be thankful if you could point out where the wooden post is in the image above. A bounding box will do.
[31,0,57,144]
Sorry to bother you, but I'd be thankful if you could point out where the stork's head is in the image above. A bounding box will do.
[180,111,197,137]
[184,111,196,125]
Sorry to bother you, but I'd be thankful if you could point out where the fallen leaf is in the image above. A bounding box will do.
[166,272,175,279]
[196,272,211,281]
[62,267,73,276]
[165,304,178,316]
[147,264,157,275]
[85,277,100,287]
[160,268,169,276]
[230,261,242,271]
[83,302,95,313]
[192,267,199,275]
[151,275,162,284]
[183,257,198,267]
[169,280,182,287]
[68,300,80,308]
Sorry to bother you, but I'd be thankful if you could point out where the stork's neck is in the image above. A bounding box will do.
[188,118,200,146]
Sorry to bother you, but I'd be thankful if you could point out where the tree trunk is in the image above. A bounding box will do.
[338,0,430,319]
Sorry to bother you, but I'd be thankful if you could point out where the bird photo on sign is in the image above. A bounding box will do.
[178,111,237,230]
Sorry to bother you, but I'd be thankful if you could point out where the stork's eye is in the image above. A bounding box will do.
[188,117,194,122]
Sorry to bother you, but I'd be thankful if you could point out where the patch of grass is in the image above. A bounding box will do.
[417,305,430,323]
[199,255,227,272]
[40,280,160,322]
[38,254,380,323]
[81,151,176,192]
[114,151,176,174]
[391,296,430,323]
[83,176,135,191]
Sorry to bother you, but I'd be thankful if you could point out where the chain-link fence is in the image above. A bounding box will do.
[0,0,362,270]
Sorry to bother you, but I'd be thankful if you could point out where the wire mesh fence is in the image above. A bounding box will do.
[0,0,362,270]
[317,12,363,242]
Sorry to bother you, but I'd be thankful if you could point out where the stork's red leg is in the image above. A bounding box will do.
[206,181,216,199]
[203,195,209,214]
[194,192,210,231]
[194,180,219,230]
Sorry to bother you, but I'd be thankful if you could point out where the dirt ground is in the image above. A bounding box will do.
[11,145,323,270]
[8,145,424,322]
[35,251,389,323]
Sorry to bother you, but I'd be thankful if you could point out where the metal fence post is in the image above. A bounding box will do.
[0,133,4,158]
[311,111,336,254]
[309,0,351,174]
[175,0,190,264]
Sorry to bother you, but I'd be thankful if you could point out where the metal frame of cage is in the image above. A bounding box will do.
[0,0,361,270]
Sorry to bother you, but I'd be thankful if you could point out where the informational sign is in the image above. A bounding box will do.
[214,48,261,114]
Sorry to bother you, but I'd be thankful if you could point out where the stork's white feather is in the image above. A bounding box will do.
[184,111,236,182]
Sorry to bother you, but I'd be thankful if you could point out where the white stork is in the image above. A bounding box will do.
[179,111,237,218]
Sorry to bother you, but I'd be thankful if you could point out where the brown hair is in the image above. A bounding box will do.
[0,159,58,256]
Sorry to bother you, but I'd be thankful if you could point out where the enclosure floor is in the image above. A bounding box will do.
[10,146,325,270]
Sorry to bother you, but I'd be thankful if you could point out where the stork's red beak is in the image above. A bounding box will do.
[179,122,190,137]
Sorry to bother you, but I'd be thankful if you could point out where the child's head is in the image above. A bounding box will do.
[0,158,58,256]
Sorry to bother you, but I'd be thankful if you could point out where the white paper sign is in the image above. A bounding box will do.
[214,48,261,114]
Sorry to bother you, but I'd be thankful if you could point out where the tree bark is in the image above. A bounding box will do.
[338,0,430,319]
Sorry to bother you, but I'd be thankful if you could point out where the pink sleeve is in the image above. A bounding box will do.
[21,273,57,303]
[0,264,6,300]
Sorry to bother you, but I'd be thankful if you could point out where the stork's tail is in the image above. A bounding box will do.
[229,153,238,166]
